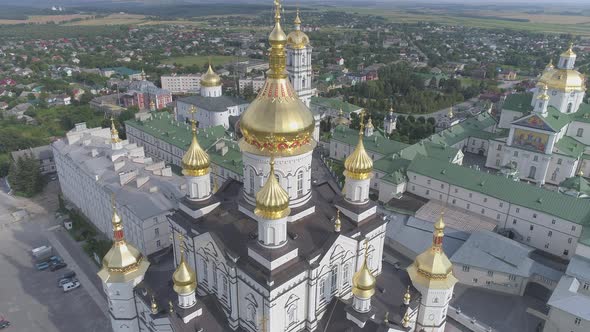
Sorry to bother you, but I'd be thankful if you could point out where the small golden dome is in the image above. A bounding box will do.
[407,213,457,289]
[545,59,554,70]
[538,84,550,101]
[200,64,221,87]
[294,9,302,25]
[333,108,350,127]
[287,9,309,49]
[352,242,376,299]
[539,69,585,92]
[334,209,342,232]
[561,43,576,57]
[182,120,210,177]
[403,285,411,303]
[578,169,584,177]
[254,157,291,220]
[110,117,121,143]
[239,0,315,157]
[150,295,158,314]
[173,249,197,295]
[344,118,373,180]
[366,117,374,129]
[98,197,149,283]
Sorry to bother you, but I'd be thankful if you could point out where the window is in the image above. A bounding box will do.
[497,214,501,220]
[514,151,519,157]
[530,225,534,231]
[466,203,470,210]
[564,250,569,256]
[572,226,577,231]
[297,171,304,196]
[249,169,255,194]
[473,278,478,283]
[222,276,228,297]
[452,199,456,204]
[483,198,488,203]
[513,219,517,225]
[499,202,503,208]
[568,238,572,244]
[583,283,589,290]
[287,304,297,326]
[545,243,550,249]
[526,236,531,242]
[319,279,325,299]
[156,240,161,247]
[454,188,458,193]
[427,179,431,185]
[247,304,256,323]
[440,184,444,189]
[567,103,573,113]
[426,190,430,195]
[577,128,584,137]
[533,213,537,219]
[154,228,159,236]
[516,208,520,213]
[331,267,338,292]
[202,259,208,282]
[412,186,415,191]
[487,271,494,277]
[548,231,552,237]
[574,317,581,325]
[557,158,563,165]
[481,209,485,214]
[497,145,502,151]
[343,264,350,284]
[533,156,538,162]
[213,267,218,289]
[528,166,537,179]
[509,275,516,281]
[469,193,473,198]
[462,265,470,272]
[495,159,500,167]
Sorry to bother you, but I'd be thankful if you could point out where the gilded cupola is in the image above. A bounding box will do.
[181,111,210,177]
[110,116,121,143]
[254,156,291,220]
[352,241,376,299]
[98,195,149,283]
[239,0,315,157]
[200,63,221,87]
[173,247,197,295]
[407,213,457,289]
[538,84,550,101]
[344,112,373,180]
[561,42,576,57]
[287,9,310,50]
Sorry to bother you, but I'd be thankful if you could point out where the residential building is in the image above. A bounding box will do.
[11,145,56,174]
[161,74,201,94]
[238,76,265,93]
[121,79,173,111]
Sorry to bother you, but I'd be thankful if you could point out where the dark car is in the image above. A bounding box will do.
[60,270,76,279]
[0,319,9,329]
[50,262,67,271]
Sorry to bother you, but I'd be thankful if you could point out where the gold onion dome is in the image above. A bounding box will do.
[98,196,149,283]
[110,117,120,143]
[545,59,554,70]
[539,69,585,92]
[407,213,457,289]
[239,0,315,157]
[254,157,291,220]
[366,117,374,129]
[352,242,376,299]
[287,9,310,50]
[181,120,210,177]
[344,116,373,180]
[200,63,221,87]
[561,43,576,57]
[403,285,411,304]
[538,84,550,101]
[173,249,197,295]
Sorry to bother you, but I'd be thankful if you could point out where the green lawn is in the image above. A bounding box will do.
[161,55,235,67]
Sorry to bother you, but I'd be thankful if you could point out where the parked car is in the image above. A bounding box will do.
[49,255,62,263]
[0,319,9,329]
[60,270,76,279]
[57,277,76,288]
[50,262,67,271]
[35,262,50,270]
[62,281,80,292]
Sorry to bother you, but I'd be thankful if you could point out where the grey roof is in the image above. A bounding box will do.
[178,95,248,113]
[547,276,590,320]
[128,80,170,96]
[386,215,467,259]
[11,145,53,161]
[52,128,185,221]
[451,231,534,277]
[566,255,590,282]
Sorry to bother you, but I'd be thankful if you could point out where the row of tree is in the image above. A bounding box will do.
[7,154,43,197]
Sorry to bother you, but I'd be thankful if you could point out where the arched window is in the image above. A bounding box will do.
[247,304,256,323]
[529,166,537,179]
[343,264,350,284]
[202,259,208,282]
[222,276,228,298]
[302,78,306,89]
[287,304,297,326]
[577,128,584,137]
[249,169,255,194]
[213,264,218,289]
[331,266,338,292]
[297,171,304,196]
[567,103,573,113]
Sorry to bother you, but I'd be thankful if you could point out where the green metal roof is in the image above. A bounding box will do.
[554,136,587,158]
[407,156,590,224]
[209,139,243,176]
[428,112,498,146]
[102,66,141,76]
[503,93,533,114]
[311,96,362,114]
[331,125,410,156]
[559,174,590,196]
[570,103,590,124]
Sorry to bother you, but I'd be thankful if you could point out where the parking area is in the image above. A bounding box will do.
[0,182,109,332]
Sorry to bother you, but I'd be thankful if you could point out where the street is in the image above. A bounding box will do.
[0,180,110,332]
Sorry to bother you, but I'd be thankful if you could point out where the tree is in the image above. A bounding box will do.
[7,154,43,197]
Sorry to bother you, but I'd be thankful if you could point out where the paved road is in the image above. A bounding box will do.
[0,182,110,332]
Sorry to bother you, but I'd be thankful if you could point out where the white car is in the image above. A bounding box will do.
[62,280,81,292]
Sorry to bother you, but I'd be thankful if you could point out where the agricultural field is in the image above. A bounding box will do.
[0,14,93,25]
[161,55,235,67]
[65,13,146,26]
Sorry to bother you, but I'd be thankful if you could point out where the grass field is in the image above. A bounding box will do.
[161,55,235,67]
[334,7,590,36]
[65,14,146,26]
[0,14,93,25]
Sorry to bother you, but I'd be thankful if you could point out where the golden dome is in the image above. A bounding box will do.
[239,0,315,157]
[344,116,373,180]
[254,157,291,220]
[182,119,210,177]
[110,117,121,143]
[333,108,350,127]
[403,285,411,304]
[200,63,221,87]
[538,84,550,101]
[98,196,149,283]
[539,68,585,92]
[287,10,309,50]
[150,295,158,314]
[334,209,342,232]
[545,59,554,70]
[561,43,576,57]
[407,213,457,289]
[365,117,374,129]
[173,249,197,295]
[352,242,376,299]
